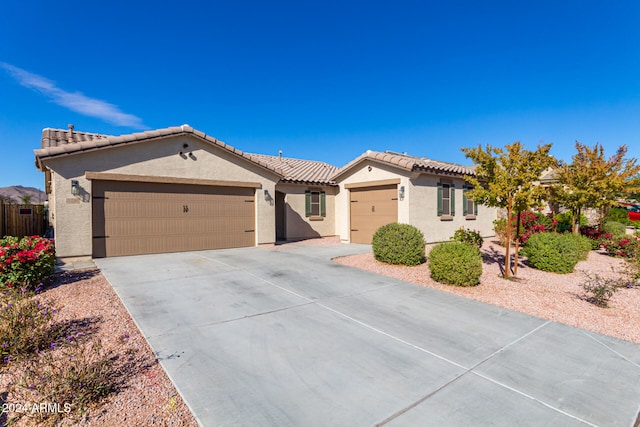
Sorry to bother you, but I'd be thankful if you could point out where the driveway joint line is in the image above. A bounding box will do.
[466,320,551,371]
[581,330,640,369]
[374,318,595,427]
[317,303,468,370]
[374,371,470,426]
[469,370,598,426]
[146,302,318,338]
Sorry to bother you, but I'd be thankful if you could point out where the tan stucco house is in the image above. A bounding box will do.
[34,125,496,258]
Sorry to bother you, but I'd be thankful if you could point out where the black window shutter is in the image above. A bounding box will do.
[305,190,311,217]
[320,191,326,217]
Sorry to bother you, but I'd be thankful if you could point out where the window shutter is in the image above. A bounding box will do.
[320,191,326,217]
[450,184,455,216]
[462,185,468,216]
[474,200,478,216]
[437,182,443,216]
[305,190,311,217]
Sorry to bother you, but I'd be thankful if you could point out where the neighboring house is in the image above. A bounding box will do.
[34,125,496,258]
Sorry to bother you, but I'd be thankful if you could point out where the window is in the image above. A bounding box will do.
[310,191,320,216]
[463,185,477,217]
[437,181,455,217]
[442,184,451,215]
[305,190,326,217]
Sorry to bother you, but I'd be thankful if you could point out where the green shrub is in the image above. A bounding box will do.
[451,228,483,248]
[372,223,425,266]
[428,242,482,287]
[522,233,582,274]
[0,236,56,290]
[605,207,630,226]
[564,234,593,260]
[603,221,626,237]
[555,212,588,233]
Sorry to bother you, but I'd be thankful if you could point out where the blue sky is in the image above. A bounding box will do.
[1,1,639,190]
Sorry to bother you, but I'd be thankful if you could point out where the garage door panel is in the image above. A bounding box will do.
[350,185,398,244]
[93,181,256,257]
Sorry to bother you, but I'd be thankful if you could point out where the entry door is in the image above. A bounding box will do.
[349,185,398,244]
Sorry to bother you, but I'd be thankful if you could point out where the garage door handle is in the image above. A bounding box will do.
[351,200,359,203]
[245,229,255,232]
[351,229,359,232]
[93,236,109,238]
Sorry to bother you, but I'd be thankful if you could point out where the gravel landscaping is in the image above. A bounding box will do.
[334,240,640,344]
[1,269,197,427]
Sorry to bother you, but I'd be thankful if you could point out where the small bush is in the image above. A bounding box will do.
[493,218,509,246]
[451,228,483,248]
[579,226,612,250]
[555,212,588,233]
[605,207,630,226]
[564,234,593,261]
[516,211,557,243]
[428,242,482,287]
[603,221,626,237]
[522,233,582,274]
[493,212,557,246]
[372,223,425,266]
[601,235,640,258]
[0,236,56,291]
[581,272,620,308]
[6,339,118,426]
[0,289,60,365]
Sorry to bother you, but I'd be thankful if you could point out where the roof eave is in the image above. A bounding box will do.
[34,127,285,180]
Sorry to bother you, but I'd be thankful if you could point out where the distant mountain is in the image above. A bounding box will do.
[0,186,47,204]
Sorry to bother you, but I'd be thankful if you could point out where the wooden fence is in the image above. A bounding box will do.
[0,199,46,238]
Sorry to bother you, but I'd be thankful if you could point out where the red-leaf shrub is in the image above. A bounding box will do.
[0,236,56,290]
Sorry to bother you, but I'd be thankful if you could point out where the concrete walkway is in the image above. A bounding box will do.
[95,243,640,427]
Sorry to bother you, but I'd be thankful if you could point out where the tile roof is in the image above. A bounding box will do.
[35,125,285,177]
[333,150,475,178]
[248,153,339,185]
[35,127,474,185]
[35,125,339,185]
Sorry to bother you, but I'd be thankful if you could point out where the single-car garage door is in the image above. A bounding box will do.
[92,181,256,257]
[350,184,398,244]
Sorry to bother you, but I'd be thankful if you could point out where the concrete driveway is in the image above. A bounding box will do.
[95,243,640,427]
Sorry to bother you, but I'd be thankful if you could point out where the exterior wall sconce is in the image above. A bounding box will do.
[399,185,405,201]
[264,189,270,201]
[71,180,80,196]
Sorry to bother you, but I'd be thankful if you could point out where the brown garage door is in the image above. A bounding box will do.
[350,184,398,244]
[92,181,256,257]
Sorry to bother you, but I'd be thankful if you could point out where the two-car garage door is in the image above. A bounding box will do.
[92,181,256,257]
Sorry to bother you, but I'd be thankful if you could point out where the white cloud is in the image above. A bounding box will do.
[1,62,146,128]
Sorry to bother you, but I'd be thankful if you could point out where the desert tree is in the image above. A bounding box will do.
[551,143,640,233]
[462,142,555,279]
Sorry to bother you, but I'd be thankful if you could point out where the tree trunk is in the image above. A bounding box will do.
[514,209,521,277]
[504,197,513,279]
[573,207,581,234]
